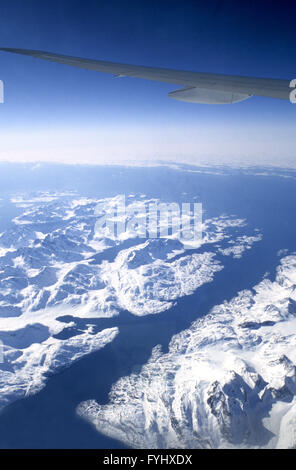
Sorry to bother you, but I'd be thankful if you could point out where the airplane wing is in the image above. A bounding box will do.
[0,47,291,104]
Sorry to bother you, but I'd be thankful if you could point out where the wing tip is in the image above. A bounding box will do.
[0,47,41,54]
[0,47,26,53]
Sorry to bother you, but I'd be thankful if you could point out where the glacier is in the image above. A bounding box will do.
[0,190,262,415]
[1,162,296,448]
[78,255,296,449]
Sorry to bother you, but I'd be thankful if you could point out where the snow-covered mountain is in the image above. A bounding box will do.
[78,255,296,449]
[5,190,293,449]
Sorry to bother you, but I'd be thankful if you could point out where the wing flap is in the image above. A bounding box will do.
[169,87,252,104]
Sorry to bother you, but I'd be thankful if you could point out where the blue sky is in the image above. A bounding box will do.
[0,0,295,166]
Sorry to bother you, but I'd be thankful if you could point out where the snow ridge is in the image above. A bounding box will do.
[0,192,261,415]
[78,256,296,449]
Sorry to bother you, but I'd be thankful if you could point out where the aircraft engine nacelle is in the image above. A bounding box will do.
[168,86,252,104]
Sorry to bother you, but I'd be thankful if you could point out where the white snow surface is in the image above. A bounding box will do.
[0,192,259,319]
[0,192,261,416]
[78,255,296,449]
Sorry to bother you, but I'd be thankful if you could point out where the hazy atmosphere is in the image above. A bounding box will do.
[0,0,295,167]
